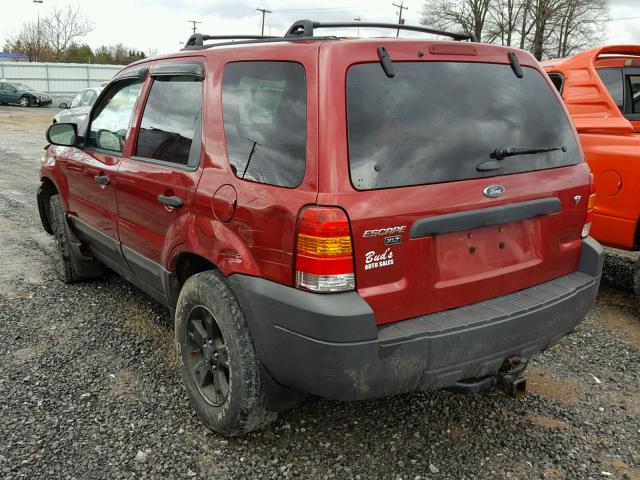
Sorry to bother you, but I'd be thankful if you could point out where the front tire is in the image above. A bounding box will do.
[48,194,104,283]
[19,96,31,107]
[175,270,275,436]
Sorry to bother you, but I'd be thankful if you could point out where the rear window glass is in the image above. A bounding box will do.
[347,62,580,190]
[597,68,624,112]
[222,61,306,188]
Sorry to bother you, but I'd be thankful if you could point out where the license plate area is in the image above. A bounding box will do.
[434,219,542,287]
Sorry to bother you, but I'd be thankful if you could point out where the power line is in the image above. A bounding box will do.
[606,16,640,22]
[392,1,408,37]
[187,19,202,35]
[256,8,273,36]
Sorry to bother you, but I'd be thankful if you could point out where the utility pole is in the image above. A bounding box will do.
[392,1,408,37]
[256,8,272,36]
[187,19,202,35]
[354,16,361,37]
[33,0,43,62]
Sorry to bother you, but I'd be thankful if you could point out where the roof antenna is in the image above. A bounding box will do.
[377,47,395,78]
[508,52,523,78]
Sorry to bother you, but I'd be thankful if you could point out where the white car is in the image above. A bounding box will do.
[53,87,102,126]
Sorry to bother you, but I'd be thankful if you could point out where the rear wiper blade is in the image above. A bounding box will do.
[491,145,567,160]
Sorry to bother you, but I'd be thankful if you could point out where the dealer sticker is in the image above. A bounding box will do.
[365,248,394,270]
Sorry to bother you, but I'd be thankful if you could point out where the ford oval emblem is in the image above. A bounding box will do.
[484,184,505,198]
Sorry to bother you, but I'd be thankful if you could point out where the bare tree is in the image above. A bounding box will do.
[421,0,608,60]
[41,5,93,61]
[4,21,50,62]
[421,0,492,42]
[552,0,607,58]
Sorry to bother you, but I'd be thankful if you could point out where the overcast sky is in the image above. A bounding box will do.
[1,0,639,57]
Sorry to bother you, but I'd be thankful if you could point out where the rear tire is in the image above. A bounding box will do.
[175,270,276,436]
[19,96,31,107]
[48,194,104,283]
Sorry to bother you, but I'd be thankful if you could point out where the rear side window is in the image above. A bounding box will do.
[597,68,624,112]
[136,75,203,166]
[222,62,306,188]
[87,80,142,153]
[347,62,580,190]
[627,75,640,114]
[548,73,564,93]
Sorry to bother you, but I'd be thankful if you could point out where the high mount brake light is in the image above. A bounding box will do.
[582,172,595,239]
[295,206,355,293]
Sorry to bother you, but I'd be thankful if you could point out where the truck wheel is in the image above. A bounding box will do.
[175,270,276,436]
[19,96,31,107]
[48,194,103,283]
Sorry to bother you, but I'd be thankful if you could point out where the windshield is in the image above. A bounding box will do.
[15,83,34,92]
[346,62,580,190]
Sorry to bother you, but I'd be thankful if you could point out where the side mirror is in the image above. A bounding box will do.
[58,102,69,109]
[46,123,77,147]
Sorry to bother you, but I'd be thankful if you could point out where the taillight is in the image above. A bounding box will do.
[582,172,596,238]
[295,206,355,292]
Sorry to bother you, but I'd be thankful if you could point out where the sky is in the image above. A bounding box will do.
[1,0,639,57]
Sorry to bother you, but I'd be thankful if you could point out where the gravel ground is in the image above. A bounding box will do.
[0,105,638,480]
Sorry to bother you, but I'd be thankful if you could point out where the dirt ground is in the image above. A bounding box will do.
[0,105,638,480]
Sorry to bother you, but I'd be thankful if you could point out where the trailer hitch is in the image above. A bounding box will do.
[496,356,527,399]
[447,356,528,398]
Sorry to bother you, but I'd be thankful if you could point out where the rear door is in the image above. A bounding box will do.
[115,60,204,292]
[318,44,590,325]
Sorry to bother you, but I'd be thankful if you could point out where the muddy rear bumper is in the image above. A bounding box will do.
[229,237,603,401]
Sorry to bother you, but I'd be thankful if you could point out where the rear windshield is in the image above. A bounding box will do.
[347,62,580,190]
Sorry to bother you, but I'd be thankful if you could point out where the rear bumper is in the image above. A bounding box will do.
[229,237,603,401]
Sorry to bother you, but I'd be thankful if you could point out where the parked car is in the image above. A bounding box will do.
[0,81,52,107]
[37,20,603,436]
[53,87,102,126]
[543,45,640,296]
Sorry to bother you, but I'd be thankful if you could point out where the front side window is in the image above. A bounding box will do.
[82,90,97,107]
[136,75,203,166]
[597,68,624,112]
[222,61,307,188]
[70,91,85,108]
[347,62,580,190]
[86,80,142,153]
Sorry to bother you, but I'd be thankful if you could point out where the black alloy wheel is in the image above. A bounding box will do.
[185,306,230,406]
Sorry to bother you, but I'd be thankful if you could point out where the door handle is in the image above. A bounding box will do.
[94,174,110,185]
[157,194,184,208]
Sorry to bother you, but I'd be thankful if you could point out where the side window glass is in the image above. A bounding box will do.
[627,75,640,114]
[70,91,85,108]
[548,73,564,94]
[597,68,624,112]
[136,75,203,166]
[222,61,307,188]
[82,90,97,107]
[87,80,142,153]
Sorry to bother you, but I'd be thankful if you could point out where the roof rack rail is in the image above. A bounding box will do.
[284,20,477,42]
[183,33,279,49]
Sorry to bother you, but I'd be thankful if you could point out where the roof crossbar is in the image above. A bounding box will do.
[284,20,477,42]
[184,33,279,49]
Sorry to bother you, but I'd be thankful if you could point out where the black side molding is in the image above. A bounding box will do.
[410,197,561,238]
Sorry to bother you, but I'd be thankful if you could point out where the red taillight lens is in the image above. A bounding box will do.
[295,206,355,292]
[582,172,596,238]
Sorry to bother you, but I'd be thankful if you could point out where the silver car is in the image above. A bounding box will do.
[53,87,102,126]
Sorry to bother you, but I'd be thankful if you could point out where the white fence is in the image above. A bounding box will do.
[0,62,122,94]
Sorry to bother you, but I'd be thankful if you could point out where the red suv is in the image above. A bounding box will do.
[38,21,603,436]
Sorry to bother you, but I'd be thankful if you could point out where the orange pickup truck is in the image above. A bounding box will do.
[543,46,640,295]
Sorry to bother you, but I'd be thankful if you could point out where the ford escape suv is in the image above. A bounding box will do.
[543,46,640,297]
[37,20,603,436]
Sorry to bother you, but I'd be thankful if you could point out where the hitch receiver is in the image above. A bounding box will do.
[496,356,527,398]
